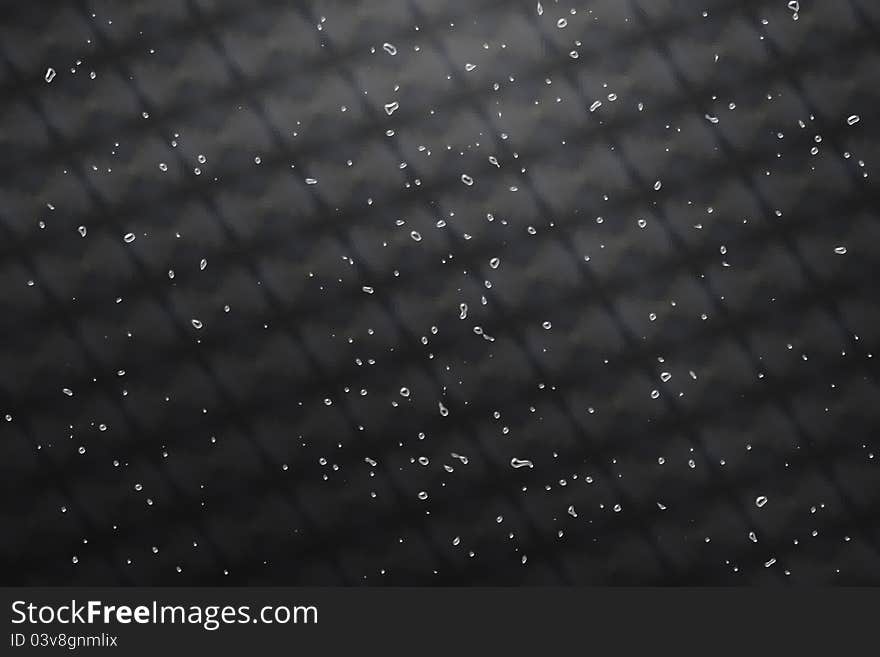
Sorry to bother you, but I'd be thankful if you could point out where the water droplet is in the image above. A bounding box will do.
[191,318,203,329]
[123,232,136,243]
[756,495,768,508]
[847,114,860,126]
[461,173,474,186]
[834,246,847,255]
[384,101,400,115]
[557,17,567,28]
[77,225,87,237]
[45,67,56,83]
[382,42,397,56]
[399,387,410,397]
[510,457,534,469]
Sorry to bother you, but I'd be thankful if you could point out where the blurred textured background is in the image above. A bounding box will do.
[1,0,879,585]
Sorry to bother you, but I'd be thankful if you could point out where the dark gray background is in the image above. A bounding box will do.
[1,0,879,584]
